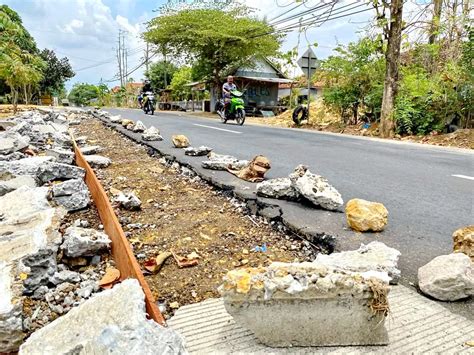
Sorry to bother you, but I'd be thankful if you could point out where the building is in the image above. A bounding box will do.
[210,57,293,114]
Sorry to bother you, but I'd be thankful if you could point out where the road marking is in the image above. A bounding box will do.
[193,124,242,134]
[451,174,474,181]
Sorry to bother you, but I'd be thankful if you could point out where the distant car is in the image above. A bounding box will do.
[61,99,70,106]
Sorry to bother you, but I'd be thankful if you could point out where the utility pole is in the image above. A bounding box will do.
[145,42,150,73]
[117,31,123,87]
[122,31,127,85]
[307,44,311,120]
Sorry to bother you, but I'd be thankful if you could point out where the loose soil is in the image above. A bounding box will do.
[75,118,316,317]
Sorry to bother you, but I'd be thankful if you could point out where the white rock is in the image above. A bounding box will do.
[184,146,213,156]
[142,126,163,141]
[291,170,343,211]
[132,120,146,133]
[79,145,103,155]
[115,192,141,210]
[52,179,90,212]
[109,115,122,123]
[61,227,111,257]
[315,241,401,284]
[46,147,75,165]
[0,175,37,196]
[256,178,298,200]
[85,155,111,168]
[19,279,187,355]
[201,153,249,171]
[418,253,474,301]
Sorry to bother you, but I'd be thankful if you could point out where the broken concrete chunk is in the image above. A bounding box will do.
[132,120,146,132]
[201,153,249,171]
[220,263,390,347]
[346,198,388,232]
[315,241,401,284]
[19,279,187,355]
[84,155,111,168]
[52,179,90,211]
[79,145,102,155]
[142,126,163,141]
[0,174,37,196]
[61,227,111,258]
[291,168,343,211]
[184,146,213,156]
[46,147,75,165]
[172,135,190,148]
[256,177,298,200]
[418,253,474,301]
[453,226,473,261]
[115,191,141,210]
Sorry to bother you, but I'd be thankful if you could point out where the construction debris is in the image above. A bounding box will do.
[418,253,474,301]
[220,262,390,346]
[228,155,271,183]
[19,279,187,354]
[345,198,389,232]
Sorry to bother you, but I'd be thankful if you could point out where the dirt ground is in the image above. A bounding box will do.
[75,118,316,317]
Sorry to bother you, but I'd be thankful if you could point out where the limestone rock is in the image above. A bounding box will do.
[109,115,122,123]
[256,178,298,199]
[228,155,271,183]
[19,279,187,355]
[0,156,54,177]
[291,169,343,211]
[132,120,146,132]
[50,270,81,285]
[126,123,134,130]
[0,131,29,155]
[184,146,213,156]
[418,253,474,301]
[20,247,59,294]
[345,198,388,232]
[0,174,37,196]
[52,179,90,212]
[453,226,474,261]
[172,135,190,148]
[115,192,141,210]
[46,147,75,165]
[315,241,401,284]
[85,155,111,168]
[61,227,111,258]
[0,151,25,161]
[79,145,103,155]
[37,161,85,184]
[142,126,163,141]
[120,119,134,128]
[201,153,249,171]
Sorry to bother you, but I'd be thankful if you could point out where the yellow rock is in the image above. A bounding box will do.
[121,119,134,127]
[345,198,388,232]
[226,269,252,294]
[453,225,474,261]
[172,135,190,148]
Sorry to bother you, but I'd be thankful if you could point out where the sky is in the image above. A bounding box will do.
[0,0,424,90]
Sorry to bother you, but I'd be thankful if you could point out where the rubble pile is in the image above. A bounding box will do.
[220,260,391,346]
[0,109,114,353]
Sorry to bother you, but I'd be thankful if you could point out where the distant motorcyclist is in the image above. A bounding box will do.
[140,80,153,107]
[222,75,237,111]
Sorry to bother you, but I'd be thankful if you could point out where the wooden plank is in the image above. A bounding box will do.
[72,135,165,325]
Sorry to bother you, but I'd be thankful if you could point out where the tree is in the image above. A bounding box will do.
[169,67,193,100]
[144,7,281,94]
[145,60,178,90]
[373,0,405,138]
[68,83,99,106]
[428,0,443,45]
[39,49,75,95]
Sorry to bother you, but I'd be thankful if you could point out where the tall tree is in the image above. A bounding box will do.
[373,0,405,138]
[39,49,75,95]
[145,60,178,90]
[428,0,443,44]
[144,7,281,95]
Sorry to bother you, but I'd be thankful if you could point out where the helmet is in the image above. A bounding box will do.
[144,80,150,84]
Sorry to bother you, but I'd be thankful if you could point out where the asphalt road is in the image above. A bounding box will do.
[104,107,473,315]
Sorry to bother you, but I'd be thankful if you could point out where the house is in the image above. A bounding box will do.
[278,79,324,104]
[210,57,293,114]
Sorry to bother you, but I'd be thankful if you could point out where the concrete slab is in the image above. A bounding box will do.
[168,285,474,354]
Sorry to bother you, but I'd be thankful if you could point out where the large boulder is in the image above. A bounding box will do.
[19,279,187,354]
[172,135,190,148]
[345,198,388,232]
[142,126,163,141]
[132,120,146,133]
[256,177,298,200]
[61,227,111,257]
[315,241,401,284]
[85,155,111,168]
[418,253,474,301]
[51,178,90,212]
[290,168,343,211]
[453,226,473,261]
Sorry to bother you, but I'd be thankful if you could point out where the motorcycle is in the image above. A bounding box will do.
[216,90,245,125]
[142,91,156,115]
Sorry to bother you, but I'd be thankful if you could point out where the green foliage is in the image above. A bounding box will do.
[144,7,282,86]
[145,60,178,90]
[68,83,99,106]
[169,67,193,100]
[38,49,75,95]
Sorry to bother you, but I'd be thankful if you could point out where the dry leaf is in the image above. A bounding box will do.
[99,267,120,287]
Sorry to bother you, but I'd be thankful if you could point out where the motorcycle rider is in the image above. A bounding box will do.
[140,80,153,109]
[222,75,237,112]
